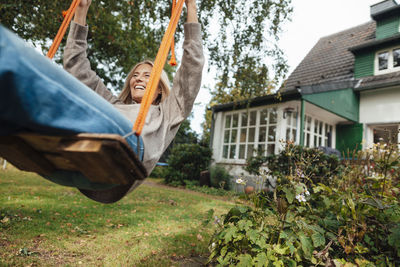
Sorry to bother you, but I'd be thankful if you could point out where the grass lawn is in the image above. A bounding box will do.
[0,166,236,266]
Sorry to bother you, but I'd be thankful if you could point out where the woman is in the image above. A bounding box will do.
[0,0,203,202]
[64,0,204,178]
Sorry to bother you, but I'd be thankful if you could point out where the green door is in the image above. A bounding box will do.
[336,123,363,156]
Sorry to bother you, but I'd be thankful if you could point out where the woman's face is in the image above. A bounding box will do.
[129,64,160,104]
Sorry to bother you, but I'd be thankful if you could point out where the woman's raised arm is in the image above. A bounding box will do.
[185,0,198,23]
[74,0,92,26]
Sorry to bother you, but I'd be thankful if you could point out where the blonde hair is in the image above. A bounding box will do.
[118,60,171,105]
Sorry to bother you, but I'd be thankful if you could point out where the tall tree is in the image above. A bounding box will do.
[200,0,292,145]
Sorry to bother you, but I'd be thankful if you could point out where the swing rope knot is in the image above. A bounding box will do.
[168,0,178,67]
[62,10,68,18]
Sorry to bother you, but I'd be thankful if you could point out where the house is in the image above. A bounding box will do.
[210,0,400,178]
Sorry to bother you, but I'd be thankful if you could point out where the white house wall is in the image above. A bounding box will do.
[359,87,400,124]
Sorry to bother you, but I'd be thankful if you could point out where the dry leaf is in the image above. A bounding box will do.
[1,217,9,224]
[196,234,203,241]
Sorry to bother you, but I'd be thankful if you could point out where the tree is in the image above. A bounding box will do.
[204,0,292,102]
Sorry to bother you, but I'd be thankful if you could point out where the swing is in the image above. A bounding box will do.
[0,0,184,203]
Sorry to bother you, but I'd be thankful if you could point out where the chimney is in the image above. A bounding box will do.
[371,0,398,19]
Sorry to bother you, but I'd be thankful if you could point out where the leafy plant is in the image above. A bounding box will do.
[210,165,232,190]
[208,143,400,266]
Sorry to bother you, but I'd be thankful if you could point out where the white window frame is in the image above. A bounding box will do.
[303,115,333,148]
[374,46,400,75]
[284,111,298,143]
[220,106,280,163]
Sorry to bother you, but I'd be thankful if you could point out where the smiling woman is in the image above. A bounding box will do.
[60,0,204,201]
[119,60,171,105]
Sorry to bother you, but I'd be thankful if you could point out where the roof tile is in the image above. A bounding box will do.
[283,21,376,91]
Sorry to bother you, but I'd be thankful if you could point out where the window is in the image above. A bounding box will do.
[393,48,400,67]
[222,108,278,160]
[375,47,400,74]
[303,116,333,148]
[222,114,238,159]
[285,111,298,142]
[373,125,399,144]
[258,108,277,156]
[304,116,312,147]
[378,51,389,70]
[325,124,333,147]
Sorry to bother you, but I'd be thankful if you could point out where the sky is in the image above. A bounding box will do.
[190,0,382,135]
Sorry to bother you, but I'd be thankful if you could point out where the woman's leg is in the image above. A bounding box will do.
[0,25,145,200]
[0,25,142,157]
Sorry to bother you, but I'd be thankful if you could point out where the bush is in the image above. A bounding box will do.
[208,143,400,266]
[246,144,342,186]
[185,183,236,197]
[210,165,232,190]
[164,143,212,186]
[149,165,167,178]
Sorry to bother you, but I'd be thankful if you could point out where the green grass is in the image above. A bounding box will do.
[0,166,236,266]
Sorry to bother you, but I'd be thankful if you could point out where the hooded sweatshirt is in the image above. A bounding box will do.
[64,21,204,176]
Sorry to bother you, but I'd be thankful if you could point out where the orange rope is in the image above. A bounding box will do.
[168,0,177,66]
[132,0,185,136]
[47,0,81,59]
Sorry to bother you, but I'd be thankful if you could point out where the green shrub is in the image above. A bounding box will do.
[183,179,200,187]
[246,144,342,186]
[210,165,232,190]
[185,184,236,197]
[208,143,400,266]
[149,165,167,178]
[164,143,212,186]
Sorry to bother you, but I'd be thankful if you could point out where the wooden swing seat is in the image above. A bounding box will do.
[0,133,147,186]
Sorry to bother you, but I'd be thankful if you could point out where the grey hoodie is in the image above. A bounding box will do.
[64,21,204,176]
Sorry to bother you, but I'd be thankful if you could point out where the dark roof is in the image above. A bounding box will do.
[282,21,376,92]
[371,0,400,19]
[356,71,400,91]
[211,89,301,112]
[349,33,400,52]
